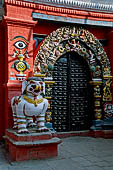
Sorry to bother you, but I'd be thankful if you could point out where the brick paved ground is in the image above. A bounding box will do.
[0,136,113,170]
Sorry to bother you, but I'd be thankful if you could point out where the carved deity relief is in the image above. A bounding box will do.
[34,27,111,79]
[103,79,112,102]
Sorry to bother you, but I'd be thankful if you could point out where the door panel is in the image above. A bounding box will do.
[69,53,91,131]
[51,52,93,132]
[51,57,68,132]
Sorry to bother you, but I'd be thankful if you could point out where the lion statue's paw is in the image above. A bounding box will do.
[18,129,29,134]
[36,127,49,133]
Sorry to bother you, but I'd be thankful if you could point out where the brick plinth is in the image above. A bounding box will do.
[4,129,62,161]
[90,130,113,138]
[54,130,113,139]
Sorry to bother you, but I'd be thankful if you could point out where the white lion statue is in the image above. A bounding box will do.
[11,77,48,133]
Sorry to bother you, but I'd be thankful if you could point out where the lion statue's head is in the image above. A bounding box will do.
[22,77,45,97]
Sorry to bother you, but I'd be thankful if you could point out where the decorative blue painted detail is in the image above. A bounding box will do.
[0,0,4,20]
[9,77,17,80]
[33,35,46,50]
[0,0,4,6]
[32,12,113,27]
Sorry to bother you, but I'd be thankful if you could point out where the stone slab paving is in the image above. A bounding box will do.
[0,136,113,170]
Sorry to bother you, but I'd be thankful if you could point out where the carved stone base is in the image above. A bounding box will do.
[102,119,113,130]
[4,129,61,161]
[90,120,103,130]
[90,130,113,139]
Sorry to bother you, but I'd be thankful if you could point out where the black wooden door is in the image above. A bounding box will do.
[51,52,93,132]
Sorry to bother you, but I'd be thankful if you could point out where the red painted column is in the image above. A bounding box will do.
[0,23,6,139]
[2,3,37,130]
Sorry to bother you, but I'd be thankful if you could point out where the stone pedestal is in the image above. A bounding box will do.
[4,129,61,161]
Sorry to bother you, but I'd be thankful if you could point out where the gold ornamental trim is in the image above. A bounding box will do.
[44,81,55,84]
[95,104,101,107]
[24,96,44,107]
[34,74,46,77]
[45,97,52,99]
[89,81,102,85]
[94,96,101,98]
[94,109,102,112]
[103,76,113,79]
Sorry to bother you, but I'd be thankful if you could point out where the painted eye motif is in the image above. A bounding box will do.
[14,41,27,49]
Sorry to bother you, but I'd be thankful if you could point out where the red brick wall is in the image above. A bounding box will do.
[0,22,6,139]
[1,3,37,137]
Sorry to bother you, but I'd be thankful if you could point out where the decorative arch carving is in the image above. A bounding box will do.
[34,26,112,125]
[34,26,111,77]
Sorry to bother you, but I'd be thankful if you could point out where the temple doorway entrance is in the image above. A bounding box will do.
[51,52,94,132]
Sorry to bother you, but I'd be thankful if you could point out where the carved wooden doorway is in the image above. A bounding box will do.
[51,52,94,132]
[34,26,112,131]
